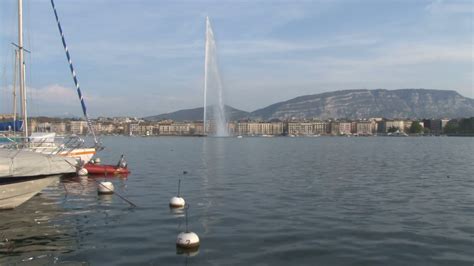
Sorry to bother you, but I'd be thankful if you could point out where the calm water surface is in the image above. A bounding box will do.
[1,136,473,265]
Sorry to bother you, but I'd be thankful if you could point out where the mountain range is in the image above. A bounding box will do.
[144,89,474,121]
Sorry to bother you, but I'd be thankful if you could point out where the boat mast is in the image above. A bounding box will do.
[18,0,28,138]
[13,49,18,127]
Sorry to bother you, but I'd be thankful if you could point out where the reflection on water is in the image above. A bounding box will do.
[176,246,200,257]
[0,188,75,264]
[1,136,473,265]
[0,173,133,265]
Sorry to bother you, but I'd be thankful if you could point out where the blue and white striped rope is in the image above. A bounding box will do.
[51,0,98,146]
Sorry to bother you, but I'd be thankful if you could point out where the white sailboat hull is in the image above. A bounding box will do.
[0,175,59,210]
[58,148,96,164]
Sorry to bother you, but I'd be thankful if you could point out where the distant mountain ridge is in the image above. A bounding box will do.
[144,105,250,121]
[144,89,474,121]
[250,89,474,120]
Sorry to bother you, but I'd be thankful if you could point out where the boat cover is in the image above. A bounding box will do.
[0,121,23,132]
[0,149,76,178]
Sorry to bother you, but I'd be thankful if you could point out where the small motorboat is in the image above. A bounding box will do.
[84,163,130,175]
[84,155,130,176]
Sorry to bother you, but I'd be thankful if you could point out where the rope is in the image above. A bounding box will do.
[50,0,99,147]
[96,180,137,208]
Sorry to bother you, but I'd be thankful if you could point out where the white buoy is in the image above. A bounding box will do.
[176,231,200,248]
[94,158,101,164]
[98,181,114,194]
[176,205,200,249]
[77,168,88,176]
[170,196,185,208]
[170,179,185,208]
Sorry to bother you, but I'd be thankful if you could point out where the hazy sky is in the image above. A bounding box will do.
[0,0,472,117]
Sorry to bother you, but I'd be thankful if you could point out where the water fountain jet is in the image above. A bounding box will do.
[203,16,228,137]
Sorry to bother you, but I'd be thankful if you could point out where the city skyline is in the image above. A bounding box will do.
[0,0,472,117]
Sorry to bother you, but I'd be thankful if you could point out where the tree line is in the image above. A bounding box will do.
[444,117,474,135]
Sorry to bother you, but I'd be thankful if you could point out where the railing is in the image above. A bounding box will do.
[0,134,90,156]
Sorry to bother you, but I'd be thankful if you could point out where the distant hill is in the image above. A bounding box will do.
[144,89,474,121]
[144,105,250,121]
[250,89,474,120]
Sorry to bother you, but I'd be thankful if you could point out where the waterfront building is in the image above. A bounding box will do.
[128,123,140,136]
[330,121,352,135]
[351,122,357,134]
[329,121,339,135]
[339,122,352,135]
[99,123,116,134]
[69,120,88,135]
[247,122,272,135]
[236,121,248,135]
[356,121,376,135]
[193,122,205,135]
[36,122,52,132]
[423,119,450,134]
[299,122,314,135]
[235,121,283,136]
[313,121,328,135]
[271,122,284,135]
[51,122,67,134]
[228,122,237,135]
[138,124,155,136]
[0,114,15,120]
[288,122,302,135]
[91,123,102,134]
[379,120,405,133]
[159,122,193,135]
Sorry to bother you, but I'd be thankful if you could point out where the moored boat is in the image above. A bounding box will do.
[84,163,130,175]
[0,149,76,210]
[0,0,79,210]
[84,155,129,176]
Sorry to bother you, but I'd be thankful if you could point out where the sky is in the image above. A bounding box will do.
[0,0,472,117]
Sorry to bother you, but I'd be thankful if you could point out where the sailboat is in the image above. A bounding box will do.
[0,0,100,164]
[0,0,76,210]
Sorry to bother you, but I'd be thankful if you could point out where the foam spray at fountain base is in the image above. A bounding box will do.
[203,16,228,137]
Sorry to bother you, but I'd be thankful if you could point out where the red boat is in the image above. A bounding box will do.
[84,163,130,175]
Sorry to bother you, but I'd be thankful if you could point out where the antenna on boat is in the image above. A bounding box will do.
[50,0,100,148]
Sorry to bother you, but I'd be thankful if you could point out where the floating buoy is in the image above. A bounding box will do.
[170,196,185,208]
[176,205,200,249]
[176,231,200,249]
[77,168,88,176]
[98,181,114,194]
[170,179,185,208]
[95,158,101,164]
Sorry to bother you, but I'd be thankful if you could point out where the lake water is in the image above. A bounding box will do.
[1,136,473,265]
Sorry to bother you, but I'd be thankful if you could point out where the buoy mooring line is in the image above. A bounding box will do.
[176,204,200,249]
[96,180,137,208]
[170,171,187,208]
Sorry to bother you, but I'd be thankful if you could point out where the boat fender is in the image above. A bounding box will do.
[77,168,88,176]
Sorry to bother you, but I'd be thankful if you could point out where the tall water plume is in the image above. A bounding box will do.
[203,16,228,137]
